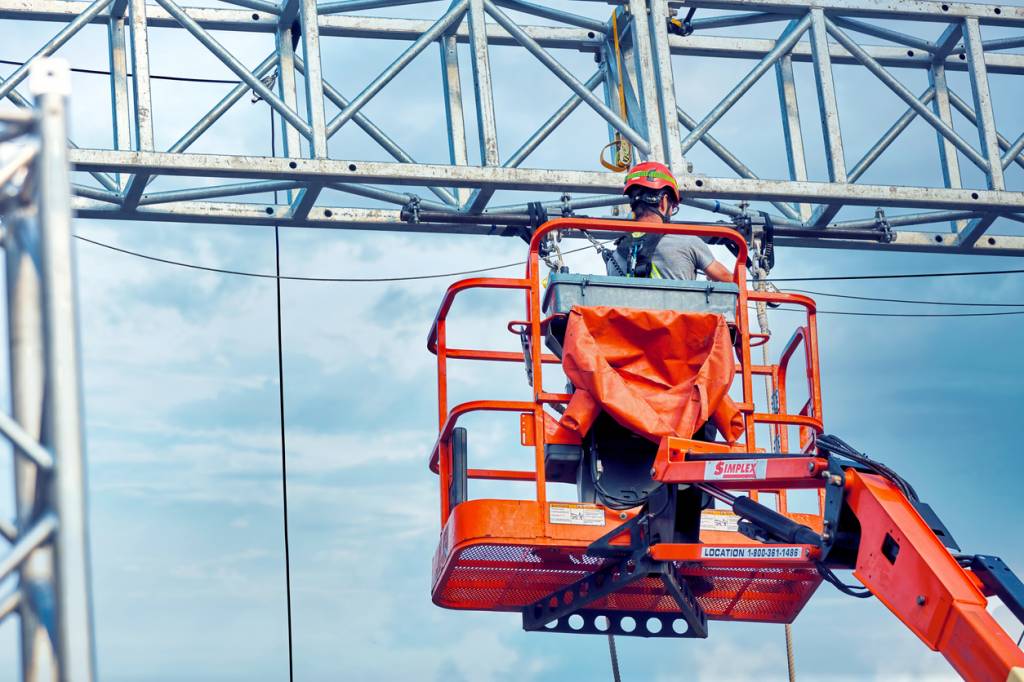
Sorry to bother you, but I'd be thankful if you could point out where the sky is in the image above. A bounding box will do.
[1,1,1024,680]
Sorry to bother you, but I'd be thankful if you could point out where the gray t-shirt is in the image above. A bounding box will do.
[606,234,715,280]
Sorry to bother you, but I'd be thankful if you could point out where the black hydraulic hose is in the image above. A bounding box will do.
[732,496,823,547]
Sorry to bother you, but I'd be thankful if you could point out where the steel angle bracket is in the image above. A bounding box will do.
[521,552,708,638]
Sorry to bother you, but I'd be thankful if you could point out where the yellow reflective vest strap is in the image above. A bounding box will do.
[650,262,663,279]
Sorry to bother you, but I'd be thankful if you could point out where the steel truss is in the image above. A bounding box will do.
[0,60,96,682]
[0,0,1022,255]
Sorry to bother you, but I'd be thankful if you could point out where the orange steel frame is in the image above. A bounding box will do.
[427,217,824,525]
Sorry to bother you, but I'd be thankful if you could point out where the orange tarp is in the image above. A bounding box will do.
[559,306,744,444]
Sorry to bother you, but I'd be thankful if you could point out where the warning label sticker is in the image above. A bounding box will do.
[549,503,606,526]
[700,546,804,560]
[704,459,768,481]
[700,510,741,533]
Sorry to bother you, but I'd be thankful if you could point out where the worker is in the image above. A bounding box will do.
[607,161,733,282]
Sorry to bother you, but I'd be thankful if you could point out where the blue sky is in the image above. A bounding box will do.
[2,1,1024,680]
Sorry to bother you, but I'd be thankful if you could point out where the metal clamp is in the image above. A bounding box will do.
[874,208,895,243]
[403,195,421,224]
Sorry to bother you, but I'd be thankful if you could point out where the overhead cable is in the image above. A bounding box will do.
[767,306,1024,318]
[0,57,240,84]
[73,233,533,281]
[75,235,1024,317]
[74,234,1024,293]
[764,267,1024,283]
[269,111,295,682]
[786,288,1024,308]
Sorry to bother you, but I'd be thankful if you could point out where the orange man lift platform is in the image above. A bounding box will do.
[425,218,1024,682]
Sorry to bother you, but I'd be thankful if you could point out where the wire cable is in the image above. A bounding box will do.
[72,234,1024,309]
[768,306,1024,318]
[607,632,622,682]
[786,288,1024,308]
[270,109,295,682]
[71,233,601,282]
[0,57,240,84]
[764,268,1024,283]
[74,234,1024,318]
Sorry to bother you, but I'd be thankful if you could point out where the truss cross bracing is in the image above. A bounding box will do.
[0,0,1023,254]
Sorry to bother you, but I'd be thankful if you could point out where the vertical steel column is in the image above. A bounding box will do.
[468,0,499,167]
[959,17,1002,246]
[626,0,664,162]
[927,62,965,232]
[963,18,1003,192]
[32,58,97,682]
[299,0,327,159]
[124,0,154,207]
[5,198,57,682]
[440,33,470,204]
[775,53,810,221]
[466,0,499,211]
[275,21,303,160]
[647,0,685,173]
[287,0,328,219]
[106,0,131,190]
[808,8,845,184]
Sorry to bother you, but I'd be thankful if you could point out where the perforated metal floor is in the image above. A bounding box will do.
[433,543,822,623]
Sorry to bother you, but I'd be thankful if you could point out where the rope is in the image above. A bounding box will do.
[607,632,622,682]
[599,10,632,172]
[754,265,796,681]
[784,623,796,682]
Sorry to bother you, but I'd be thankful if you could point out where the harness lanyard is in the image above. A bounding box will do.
[599,10,633,172]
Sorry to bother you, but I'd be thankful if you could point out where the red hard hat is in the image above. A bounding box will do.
[623,161,680,203]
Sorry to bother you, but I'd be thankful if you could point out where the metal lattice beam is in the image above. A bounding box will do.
[0,0,1021,255]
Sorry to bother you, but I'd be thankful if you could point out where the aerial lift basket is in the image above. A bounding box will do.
[425,219,1024,680]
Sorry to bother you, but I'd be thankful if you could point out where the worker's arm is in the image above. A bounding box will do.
[704,260,733,282]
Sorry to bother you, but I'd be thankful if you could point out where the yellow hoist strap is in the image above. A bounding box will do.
[599,9,632,172]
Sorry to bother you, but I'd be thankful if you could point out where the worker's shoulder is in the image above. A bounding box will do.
[658,233,708,250]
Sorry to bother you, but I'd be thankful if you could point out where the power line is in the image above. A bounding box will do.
[74,235,1024,318]
[270,110,294,682]
[786,288,1024,308]
[765,268,1024,283]
[73,233,530,281]
[768,306,1024,318]
[0,57,240,84]
[74,230,1024,285]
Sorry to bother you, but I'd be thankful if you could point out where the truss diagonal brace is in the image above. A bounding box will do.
[504,70,604,169]
[0,411,54,471]
[823,17,989,173]
[154,0,312,139]
[0,0,113,102]
[294,56,457,206]
[325,0,469,138]
[0,514,57,583]
[680,14,811,155]
[483,0,651,155]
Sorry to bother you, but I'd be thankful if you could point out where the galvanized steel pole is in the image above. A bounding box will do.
[31,59,97,682]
